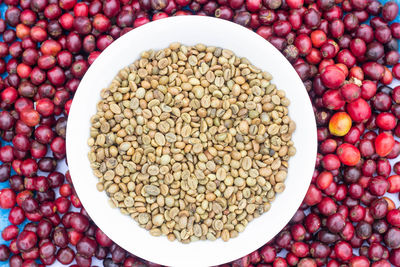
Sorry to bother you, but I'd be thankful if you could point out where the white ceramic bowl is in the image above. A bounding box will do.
[66,16,317,267]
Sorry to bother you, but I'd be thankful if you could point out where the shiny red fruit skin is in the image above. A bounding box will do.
[320,65,346,89]
[388,175,400,193]
[346,98,372,122]
[349,256,370,267]
[375,132,395,157]
[0,188,16,209]
[304,184,322,206]
[20,109,40,127]
[337,143,361,166]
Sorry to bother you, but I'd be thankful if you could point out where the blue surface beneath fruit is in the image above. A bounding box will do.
[0,3,24,267]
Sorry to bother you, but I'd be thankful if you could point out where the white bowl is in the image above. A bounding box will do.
[66,16,317,267]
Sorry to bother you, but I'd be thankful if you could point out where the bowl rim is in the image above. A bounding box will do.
[66,15,317,267]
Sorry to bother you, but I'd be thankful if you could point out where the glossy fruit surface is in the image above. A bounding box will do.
[329,112,352,136]
[337,143,361,166]
[375,132,395,157]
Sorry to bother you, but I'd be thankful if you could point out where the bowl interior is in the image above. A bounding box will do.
[66,16,317,267]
